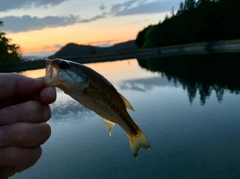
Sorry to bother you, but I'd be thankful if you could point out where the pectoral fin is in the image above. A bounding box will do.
[119,93,135,111]
[102,118,115,136]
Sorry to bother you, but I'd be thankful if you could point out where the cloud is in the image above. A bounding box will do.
[43,44,63,51]
[110,0,137,15]
[78,13,106,23]
[119,76,179,92]
[0,1,179,33]
[99,4,106,11]
[0,15,80,32]
[0,0,68,12]
[111,0,180,16]
[0,14,106,33]
[87,40,116,47]
[24,44,63,57]
[24,51,55,57]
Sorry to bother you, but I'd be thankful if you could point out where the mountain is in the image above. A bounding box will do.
[49,40,138,59]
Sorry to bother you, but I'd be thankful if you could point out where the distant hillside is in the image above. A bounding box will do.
[49,40,138,58]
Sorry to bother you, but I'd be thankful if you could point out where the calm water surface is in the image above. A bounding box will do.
[14,56,240,179]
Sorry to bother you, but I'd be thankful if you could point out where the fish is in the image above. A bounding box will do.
[44,58,150,157]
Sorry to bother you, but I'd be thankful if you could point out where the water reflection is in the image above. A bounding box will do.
[50,90,94,123]
[137,53,240,104]
[119,76,179,92]
[13,56,240,179]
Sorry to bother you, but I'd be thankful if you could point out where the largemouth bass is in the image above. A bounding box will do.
[44,58,150,157]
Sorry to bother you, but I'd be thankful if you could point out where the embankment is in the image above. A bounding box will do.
[1,39,240,73]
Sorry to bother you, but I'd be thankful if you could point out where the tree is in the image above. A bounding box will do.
[0,20,21,66]
[184,0,196,10]
[177,2,185,14]
[136,0,240,49]
[196,0,210,7]
[171,6,175,17]
[135,26,153,48]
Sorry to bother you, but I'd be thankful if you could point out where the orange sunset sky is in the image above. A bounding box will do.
[0,0,181,57]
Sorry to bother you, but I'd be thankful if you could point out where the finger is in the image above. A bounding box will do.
[0,100,51,126]
[0,74,45,108]
[0,146,42,172]
[0,123,51,148]
[32,87,56,104]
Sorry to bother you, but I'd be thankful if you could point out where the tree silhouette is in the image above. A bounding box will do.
[137,53,240,104]
[136,0,240,48]
[184,0,196,10]
[0,20,21,66]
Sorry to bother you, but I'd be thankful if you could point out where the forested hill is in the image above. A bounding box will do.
[136,0,240,49]
[49,40,138,58]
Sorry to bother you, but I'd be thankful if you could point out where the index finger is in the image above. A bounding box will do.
[0,73,45,108]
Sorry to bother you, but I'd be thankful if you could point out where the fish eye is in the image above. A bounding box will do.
[58,60,70,69]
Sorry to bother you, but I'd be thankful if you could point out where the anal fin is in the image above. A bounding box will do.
[102,118,115,136]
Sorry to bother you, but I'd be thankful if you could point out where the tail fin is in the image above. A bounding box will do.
[128,131,151,158]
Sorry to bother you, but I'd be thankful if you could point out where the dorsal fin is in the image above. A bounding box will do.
[119,93,135,111]
[102,118,115,136]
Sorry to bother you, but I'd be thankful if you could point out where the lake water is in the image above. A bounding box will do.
[13,54,240,179]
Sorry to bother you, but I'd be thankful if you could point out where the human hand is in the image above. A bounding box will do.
[0,73,56,179]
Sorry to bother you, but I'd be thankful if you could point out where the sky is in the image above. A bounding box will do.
[0,0,181,57]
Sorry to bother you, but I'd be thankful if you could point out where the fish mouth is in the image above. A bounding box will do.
[44,59,61,87]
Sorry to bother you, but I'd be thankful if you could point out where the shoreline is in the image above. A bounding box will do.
[1,40,240,73]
